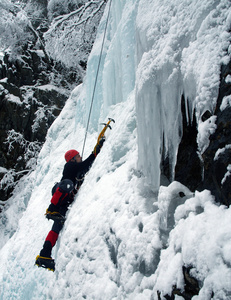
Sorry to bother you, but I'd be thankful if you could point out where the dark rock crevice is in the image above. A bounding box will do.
[174,95,203,191]
[157,266,200,300]
[173,57,231,206]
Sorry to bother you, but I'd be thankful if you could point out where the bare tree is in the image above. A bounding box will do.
[44,0,106,68]
[0,0,50,60]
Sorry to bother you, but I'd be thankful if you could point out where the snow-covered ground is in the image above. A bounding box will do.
[0,0,231,299]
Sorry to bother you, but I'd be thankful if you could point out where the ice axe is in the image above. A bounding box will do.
[97,118,115,144]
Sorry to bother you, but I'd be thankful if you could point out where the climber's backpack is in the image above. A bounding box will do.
[51,179,74,195]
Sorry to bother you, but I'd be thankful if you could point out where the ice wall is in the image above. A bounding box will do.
[84,0,137,129]
[77,0,230,191]
[135,0,231,190]
[0,1,231,299]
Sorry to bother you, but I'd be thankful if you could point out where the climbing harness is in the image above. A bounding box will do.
[82,0,113,157]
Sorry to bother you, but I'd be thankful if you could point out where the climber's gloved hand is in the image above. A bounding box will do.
[93,137,105,156]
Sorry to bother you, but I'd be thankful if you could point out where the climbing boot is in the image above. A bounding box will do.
[35,255,55,271]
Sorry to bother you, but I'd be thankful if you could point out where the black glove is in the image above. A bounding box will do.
[93,137,105,156]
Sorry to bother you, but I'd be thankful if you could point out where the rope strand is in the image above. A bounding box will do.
[82,0,112,157]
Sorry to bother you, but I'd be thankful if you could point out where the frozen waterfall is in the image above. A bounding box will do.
[0,0,231,299]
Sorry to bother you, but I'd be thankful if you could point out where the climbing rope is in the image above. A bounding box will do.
[81,0,113,157]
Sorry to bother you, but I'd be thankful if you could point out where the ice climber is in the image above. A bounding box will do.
[35,137,105,271]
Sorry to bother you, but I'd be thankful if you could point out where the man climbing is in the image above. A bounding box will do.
[35,138,105,271]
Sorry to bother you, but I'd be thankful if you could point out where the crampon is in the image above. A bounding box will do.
[35,255,55,271]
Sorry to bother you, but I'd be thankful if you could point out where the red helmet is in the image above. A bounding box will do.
[64,149,79,162]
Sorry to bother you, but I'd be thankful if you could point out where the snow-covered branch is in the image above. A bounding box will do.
[0,0,50,60]
[1,129,42,192]
[50,0,105,30]
[0,168,31,190]
[4,129,42,167]
[44,0,106,68]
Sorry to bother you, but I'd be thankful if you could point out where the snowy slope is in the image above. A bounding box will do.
[0,0,231,299]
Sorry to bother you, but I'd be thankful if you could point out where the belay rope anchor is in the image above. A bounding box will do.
[81,0,113,158]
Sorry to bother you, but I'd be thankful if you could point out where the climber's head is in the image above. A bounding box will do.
[64,149,82,163]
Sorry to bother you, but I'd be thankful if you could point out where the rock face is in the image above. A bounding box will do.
[0,48,73,202]
[157,266,200,300]
[202,60,231,207]
[174,59,231,207]
[0,1,105,204]
[170,59,231,298]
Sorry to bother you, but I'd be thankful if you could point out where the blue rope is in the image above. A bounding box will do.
[82,0,113,157]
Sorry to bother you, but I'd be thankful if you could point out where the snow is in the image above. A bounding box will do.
[214,144,231,161]
[197,115,217,154]
[0,0,231,299]
[220,95,231,111]
[225,74,231,83]
[154,188,231,299]
[6,93,22,105]
[30,49,45,58]
[221,164,231,185]
[0,167,7,173]
[36,84,68,95]
[0,77,7,83]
